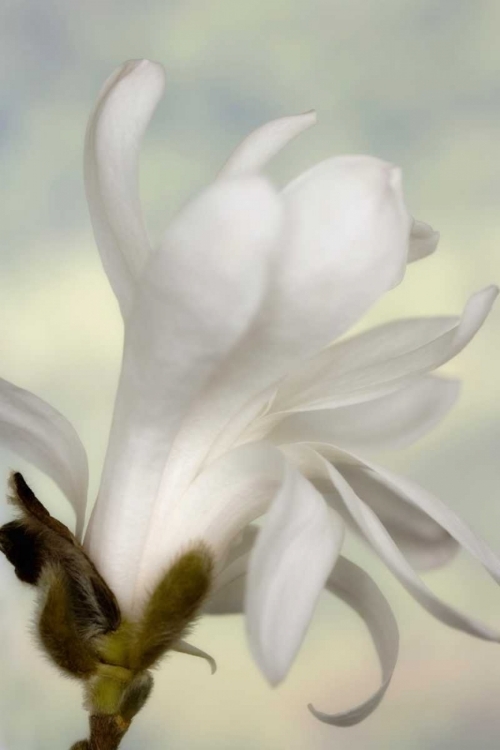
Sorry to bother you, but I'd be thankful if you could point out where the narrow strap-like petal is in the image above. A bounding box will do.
[343,450,500,584]
[269,285,497,414]
[334,464,459,571]
[0,377,88,538]
[285,445,500,642]
[408,219,439,262]
[218,111,317,178]
[84,59,166,317]
[245,464,344,685]
[266,375,460,451]
[309,556,399,726]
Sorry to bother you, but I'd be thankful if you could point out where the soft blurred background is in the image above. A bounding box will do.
[0,1,499,748]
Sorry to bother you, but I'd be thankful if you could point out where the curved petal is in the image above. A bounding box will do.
[85,178,284,615]
[270,285,497,414]
[0,377,88,538]
[84,59,166,317]
[154,156,413,510]
[206,543,400,727]
[245,464,344,685]
[97,441,283,617]
[218,111,317,178]
[284,444,500,641]
[334,465,459,571]
[309,556,399,726]
[173,640,217,674]
[267,375,461,452]
[338,447,500,583]
[408,219,439,262]
[204,525,259,615]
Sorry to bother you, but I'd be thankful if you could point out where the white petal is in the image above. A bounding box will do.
[218,111,317,178]
[408,219,439,262]
[334,465,459,571]
[155,155,414,508]
[284,445,500,641]
[204,525,259,615]
[0,377,88,538]
[84,59,166,317]
[268,375,460,451]
[85,178,283,615]
[245,464,344,685]
[97,441,283,617]
[206,540,399,726]
[271,285,498,413]
[309,556,399,726]
[278,156,411,344]
[131,443,284,616]
[342,449,500,583]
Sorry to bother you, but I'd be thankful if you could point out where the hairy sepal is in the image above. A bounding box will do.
[130,545,214,671]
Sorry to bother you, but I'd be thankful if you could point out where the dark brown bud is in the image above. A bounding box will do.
[1,472,121,639]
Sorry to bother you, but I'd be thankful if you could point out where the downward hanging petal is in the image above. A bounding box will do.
[309,556,399,726]
[284,445,500,642]
[206,541,399,727]
[245,464,343,685]
[334,465,459,571]
[218,111,317,178]
[85,178,283,615]
[0,377,88,538]
[84,59,166,317]
[338,447,500,583]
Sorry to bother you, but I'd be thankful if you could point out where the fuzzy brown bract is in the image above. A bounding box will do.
[0,472,121,642]
[1,472,215,749]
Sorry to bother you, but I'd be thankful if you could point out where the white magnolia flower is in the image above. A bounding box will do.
[1,59,499,730]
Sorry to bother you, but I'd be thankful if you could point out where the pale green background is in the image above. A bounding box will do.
[0,1,499,748]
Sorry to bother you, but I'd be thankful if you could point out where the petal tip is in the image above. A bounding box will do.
[301,109,318,125]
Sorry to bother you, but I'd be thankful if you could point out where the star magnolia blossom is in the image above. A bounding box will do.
[1,58,499,727]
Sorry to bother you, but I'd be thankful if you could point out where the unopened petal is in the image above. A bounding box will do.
[85,59,166,317]
[309,556,399,726]
[278,156,411,343]
[218,111,317,178]
[245,464,343,685]
[0,377,88,538]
